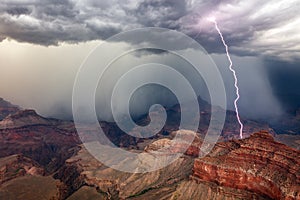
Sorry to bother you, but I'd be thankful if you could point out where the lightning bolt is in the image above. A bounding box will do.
[208,17,244,139]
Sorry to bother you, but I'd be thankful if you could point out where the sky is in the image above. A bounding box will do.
[0,0,299,121]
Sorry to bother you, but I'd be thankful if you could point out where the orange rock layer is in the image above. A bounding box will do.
[192,131,300,200]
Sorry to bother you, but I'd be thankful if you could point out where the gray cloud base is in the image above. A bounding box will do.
[0,0,299,60]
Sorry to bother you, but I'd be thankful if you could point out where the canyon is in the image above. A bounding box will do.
[0,97,299,199]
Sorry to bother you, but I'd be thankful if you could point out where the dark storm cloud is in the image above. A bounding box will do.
[133,48,169,57]
[0,0,129,45]
[135,0,188,28]
[0,0,299,122]
[0,0,299,60]
[6,7,31,16]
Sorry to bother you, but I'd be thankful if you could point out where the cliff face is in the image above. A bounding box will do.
[0,154,44,184]
[55,144,194,200]
[192,131,300,200]
[0,109,81,174]
[53,130,299,200]
[0,98,19,120]
[0,109,54,129]
[54,163,85,200]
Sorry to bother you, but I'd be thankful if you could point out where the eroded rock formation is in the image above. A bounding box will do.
[192,131,300,200]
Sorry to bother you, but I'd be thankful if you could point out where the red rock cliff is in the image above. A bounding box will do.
[192,131,300,200]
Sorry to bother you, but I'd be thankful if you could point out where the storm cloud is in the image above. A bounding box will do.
[0,0,299,61]
[0,0,299,122]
